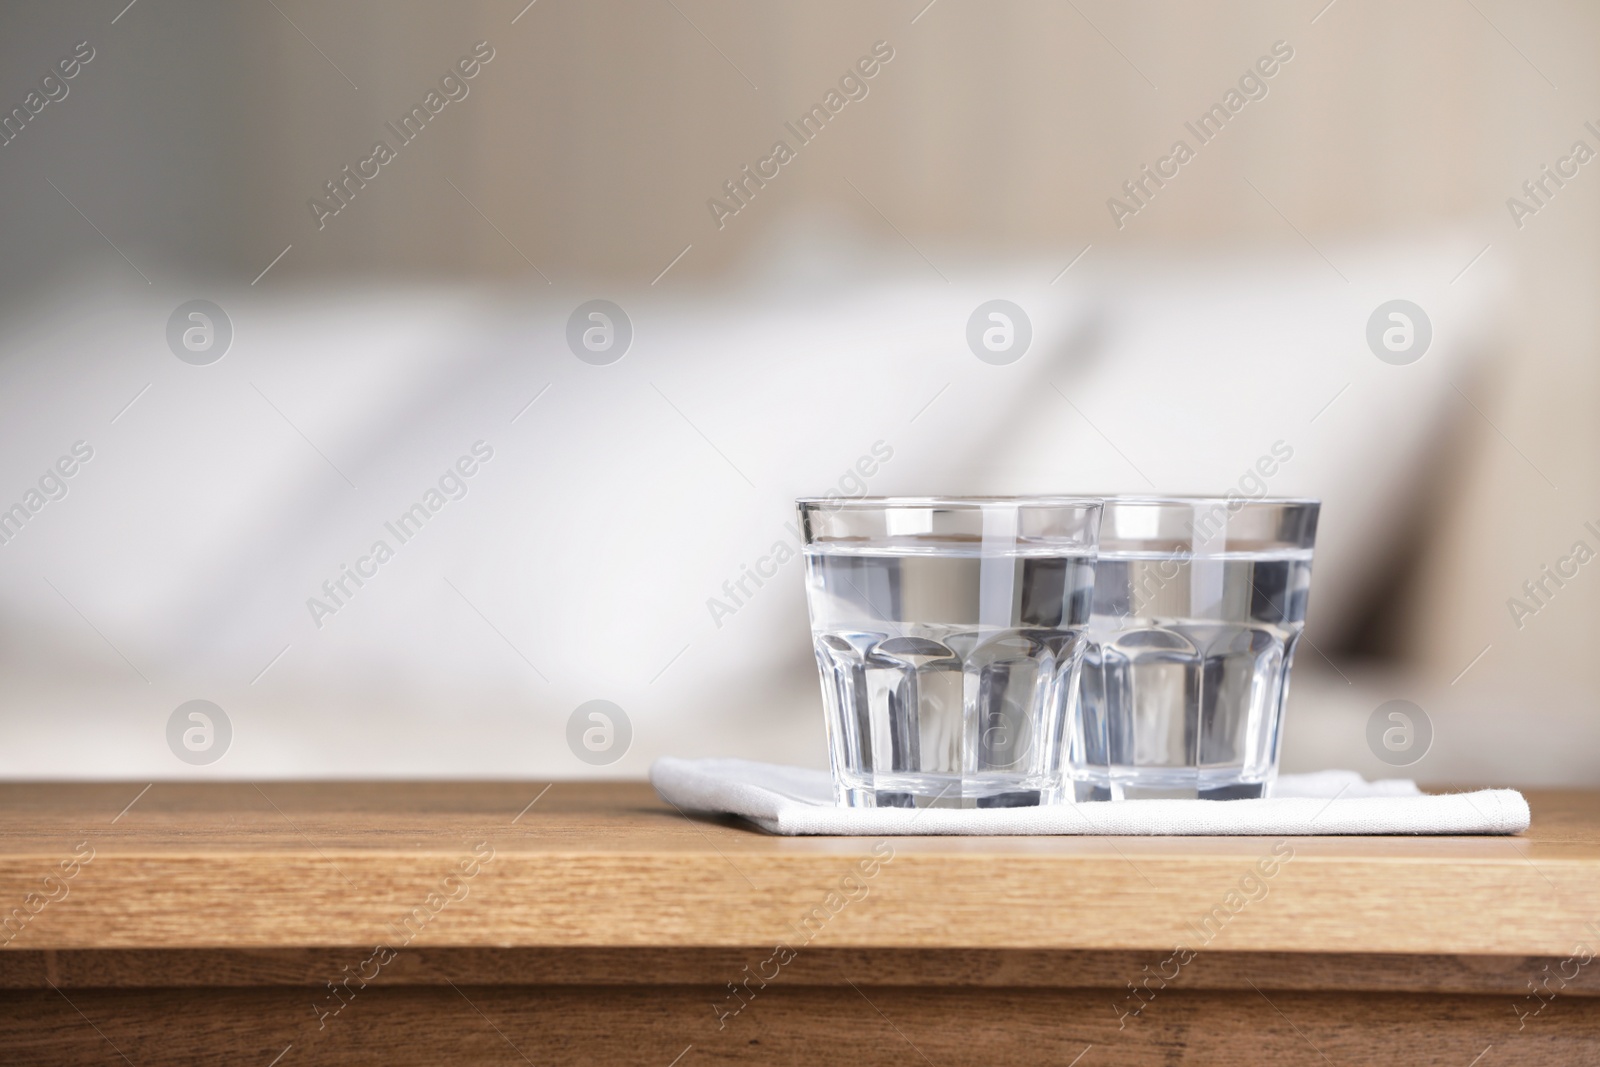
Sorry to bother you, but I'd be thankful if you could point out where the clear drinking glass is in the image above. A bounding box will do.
[799,496,1101,808]
[1071,497,1320,800]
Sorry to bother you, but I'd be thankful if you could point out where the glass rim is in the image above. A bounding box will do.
[795,494,1103,510]
[1096,495,1320,509]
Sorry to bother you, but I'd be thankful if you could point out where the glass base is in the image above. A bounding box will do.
[1070,769,1273,801]
[1072,781,1267,801]
[836,773,1061,809]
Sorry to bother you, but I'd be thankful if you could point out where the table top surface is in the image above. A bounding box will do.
[0,781,1595,955]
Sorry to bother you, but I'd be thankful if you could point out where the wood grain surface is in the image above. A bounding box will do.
[2,981,1596,1066]
[2,946,1594,995]
[2,783,1598,1064]
[0,782,1595,956]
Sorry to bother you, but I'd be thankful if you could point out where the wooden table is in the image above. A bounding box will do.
[0,782,1596,1065]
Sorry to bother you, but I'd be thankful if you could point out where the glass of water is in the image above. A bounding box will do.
[1072,497,1320,800]
[799,496,1101,808]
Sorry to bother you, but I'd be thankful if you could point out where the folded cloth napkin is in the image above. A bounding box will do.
[650,758,1530,836]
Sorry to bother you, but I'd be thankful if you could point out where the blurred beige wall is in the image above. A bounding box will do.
[235,1,1583,266]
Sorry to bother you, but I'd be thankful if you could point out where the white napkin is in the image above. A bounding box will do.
[650,758,1530,836]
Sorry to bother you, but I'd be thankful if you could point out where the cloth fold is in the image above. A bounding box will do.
[650,758,1529,836]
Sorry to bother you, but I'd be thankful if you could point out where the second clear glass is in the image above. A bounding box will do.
[1070,497,1320,800]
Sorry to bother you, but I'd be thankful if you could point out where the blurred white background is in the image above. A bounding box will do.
[0,0,1595,786]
